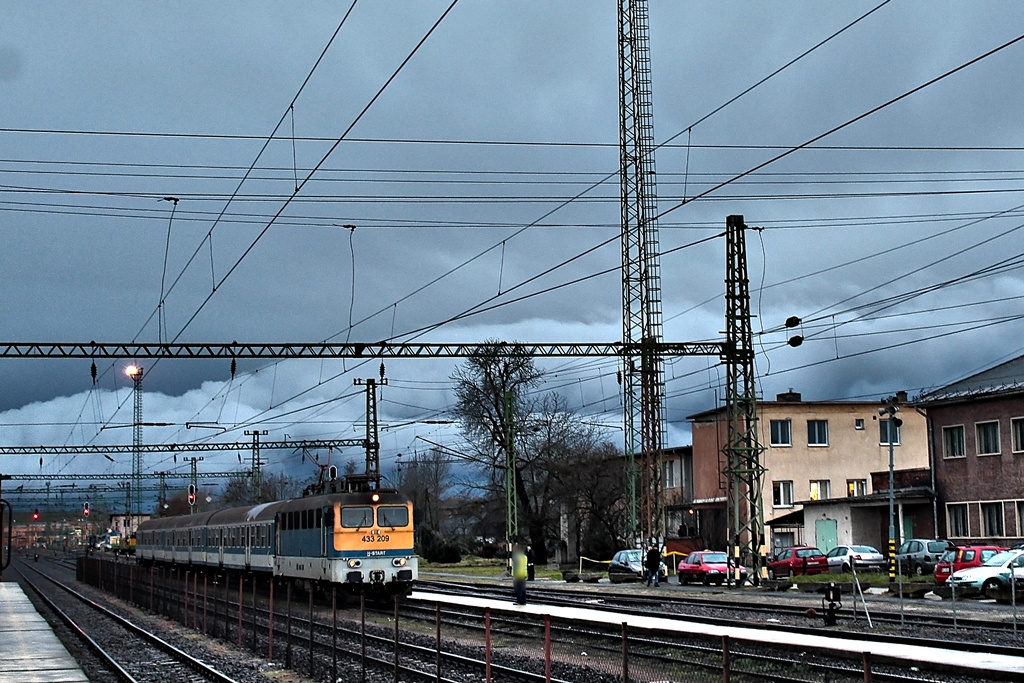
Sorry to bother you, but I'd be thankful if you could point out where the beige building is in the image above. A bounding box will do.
[688,390,930,552]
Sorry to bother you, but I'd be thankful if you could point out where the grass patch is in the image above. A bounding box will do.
[419,556,565,580]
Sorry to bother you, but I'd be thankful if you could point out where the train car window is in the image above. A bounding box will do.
[315,508,322,528]
[377,505,409,528]
[324,507,334,529]
[307,509,314,529]
[341,506,374,528]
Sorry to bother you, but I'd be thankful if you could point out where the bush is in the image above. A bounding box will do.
[417,527,463,564]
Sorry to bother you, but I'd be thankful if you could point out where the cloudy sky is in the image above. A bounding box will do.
[2,2,1023,509]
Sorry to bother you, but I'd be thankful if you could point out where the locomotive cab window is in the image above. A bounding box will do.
[377,505,409,528]
[341,506,374,528]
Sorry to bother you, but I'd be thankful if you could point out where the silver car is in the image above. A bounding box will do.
[947,549,1024,599]
[825,544,886,573]
[894,539,955,576]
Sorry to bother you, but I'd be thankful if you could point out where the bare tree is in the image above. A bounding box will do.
[398,447,453,533]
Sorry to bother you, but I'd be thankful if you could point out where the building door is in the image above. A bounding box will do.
[815,518,839,553]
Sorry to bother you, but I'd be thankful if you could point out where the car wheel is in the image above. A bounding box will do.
[842,562,851,573]
[701,574,710,586]
[983,578,1003,600]
[788,568,796,578]
[768,568,777,580]
[678,573,687,585]
[913,563,925,576]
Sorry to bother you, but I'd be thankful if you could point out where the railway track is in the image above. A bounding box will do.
[14,559,246,683]
[418,577,1024,642]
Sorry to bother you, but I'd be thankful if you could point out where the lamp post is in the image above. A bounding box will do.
[880,397,903,581]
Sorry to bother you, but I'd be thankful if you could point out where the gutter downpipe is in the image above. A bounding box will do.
[915,405,939,536]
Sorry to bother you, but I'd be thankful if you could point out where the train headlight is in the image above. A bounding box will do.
[347,559,362,568]
[392,558,407,567]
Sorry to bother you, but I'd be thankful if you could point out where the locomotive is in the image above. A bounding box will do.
[135,479,417,595]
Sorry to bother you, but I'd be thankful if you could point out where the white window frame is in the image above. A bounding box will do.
[854,418,865,430]
[809,479,831,501]
[663,460,676,489]
[879,419,901,445]
[806,419,829,447]
[981,501,1005,537]
[1012,417,1024,454]
[772,480,794,508]
[942,501,966,540]
[976,420,1001,456]
[942,424,966,459]
[846,479,867,497]
[769,419,792,447]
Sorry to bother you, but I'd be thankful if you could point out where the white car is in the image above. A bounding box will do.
[947,549,1024,599]
[824,544,886,573]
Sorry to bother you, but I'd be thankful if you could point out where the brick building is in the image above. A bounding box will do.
[688,390,931,553]
[914,354,1024,545]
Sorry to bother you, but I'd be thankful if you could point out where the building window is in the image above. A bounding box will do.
[807,419,829,446]
[976,421,1001,456]
[847,479,867,497]
[663,460,675,489]
[947,503,969,538]
[879,419,901,445]
[982,501,1004,537]
[772,480,794,507]
[770,419,792,447]
[1018,502,1024,537]
[1012,418,1024,454]
[854,418,864,430]
[942,425,965,459]
[809,479,831,501]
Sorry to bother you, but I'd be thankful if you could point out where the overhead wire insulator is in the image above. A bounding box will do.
[90,361,97,385]
[230,358,236,379]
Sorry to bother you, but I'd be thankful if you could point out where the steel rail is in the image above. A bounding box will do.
[18,561,242,683]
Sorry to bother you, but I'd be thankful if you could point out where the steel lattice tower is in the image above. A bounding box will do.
[127,365,144,526]
[618,0,665,545]
[723,215,767,584]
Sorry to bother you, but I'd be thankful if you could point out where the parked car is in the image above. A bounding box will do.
[934,546,1007,585]
[677,551,747,585]
[608,549,667,584]
[767,546,828,579]
[894,539,955,576]
[824,544,886,573]
[947,549,1024,598]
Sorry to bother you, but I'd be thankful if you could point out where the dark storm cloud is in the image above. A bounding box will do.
[1,2,1024,488]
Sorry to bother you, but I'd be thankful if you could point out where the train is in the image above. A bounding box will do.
[135,483,417,595]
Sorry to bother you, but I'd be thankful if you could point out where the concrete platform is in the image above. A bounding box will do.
[0,582,88,682]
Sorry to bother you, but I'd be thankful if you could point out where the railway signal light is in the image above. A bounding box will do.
[188,484,196,507]
[83,502,90,516]
[32,508,39,520]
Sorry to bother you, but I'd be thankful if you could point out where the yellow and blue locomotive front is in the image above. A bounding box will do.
[333,490,416,588]
[276,489,417,590]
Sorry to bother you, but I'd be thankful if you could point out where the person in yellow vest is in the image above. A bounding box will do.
[512,543,528,605]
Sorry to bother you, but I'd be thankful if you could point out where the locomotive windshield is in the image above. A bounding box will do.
[341,506,374,529]
[377,506,409,529]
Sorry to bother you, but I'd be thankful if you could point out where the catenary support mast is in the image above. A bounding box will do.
[618,0,665,545]
[722,215,767,584]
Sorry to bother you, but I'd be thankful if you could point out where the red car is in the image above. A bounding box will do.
[934,546,1006,585]
[768,546,828,579]
[677,551,747,585]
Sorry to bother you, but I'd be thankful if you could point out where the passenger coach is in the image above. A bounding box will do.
[136,488,416,594]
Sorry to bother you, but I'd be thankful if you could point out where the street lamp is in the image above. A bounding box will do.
[880,397,904,580]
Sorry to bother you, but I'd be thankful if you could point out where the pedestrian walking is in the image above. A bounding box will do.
[645,544,661,587]
[512,544,528,605]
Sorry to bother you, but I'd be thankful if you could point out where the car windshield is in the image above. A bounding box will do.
[703,552,728,563]
[938,549,956,563]
[982,551,1018,567]
[851,545,877,553]
[623,550,641,562]
[796,548,823,558]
